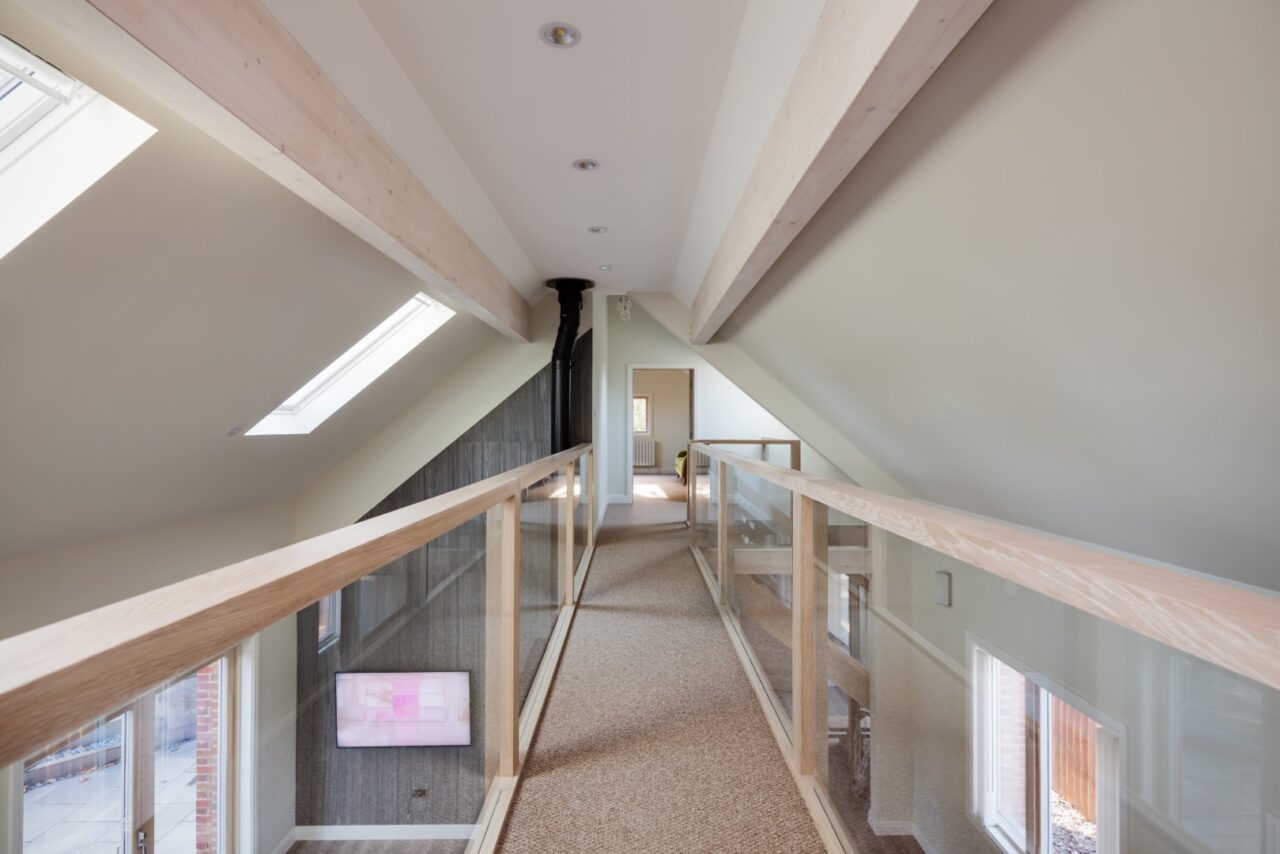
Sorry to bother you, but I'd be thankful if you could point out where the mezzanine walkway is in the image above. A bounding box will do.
[497,475,824,853]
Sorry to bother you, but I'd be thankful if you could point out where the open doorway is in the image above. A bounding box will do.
[628,366,693,507]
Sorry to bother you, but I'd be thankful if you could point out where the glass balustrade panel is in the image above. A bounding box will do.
[723,463,796,736]
[518,473,562,712]
[802,509,1278,854]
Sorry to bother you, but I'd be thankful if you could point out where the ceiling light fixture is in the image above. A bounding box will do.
[588,225,608,234]
[571,158,599,171]
[599,264,612,271]
[540,22,581,48]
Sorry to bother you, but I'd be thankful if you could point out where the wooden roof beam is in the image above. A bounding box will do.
[24,0,532,340]
[689,0,992,344]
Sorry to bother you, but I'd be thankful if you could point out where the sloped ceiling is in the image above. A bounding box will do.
[0,5,499,557]
[264,0,751,295]
[357,0,743,292]
[719,0,1280,590]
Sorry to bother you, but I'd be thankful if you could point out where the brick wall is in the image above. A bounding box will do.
[195,663,220,852]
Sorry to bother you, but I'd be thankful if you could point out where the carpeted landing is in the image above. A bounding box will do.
[496,489,825,853]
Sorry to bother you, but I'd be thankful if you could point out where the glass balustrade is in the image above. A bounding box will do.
[722,464,796,735]
[519,474,562,713]
[693,446,1280,854]
[7,447,593,853]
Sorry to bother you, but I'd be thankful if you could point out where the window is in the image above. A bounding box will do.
[0,34,155,261]
[972,641,1122,854]
[632,394,651,434]
[22,656,231,853]
[317,589,341,651]
[246,293,454,435]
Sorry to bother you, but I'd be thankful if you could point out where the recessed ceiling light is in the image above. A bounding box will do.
[588,225,608,234]
[599,265,612,271]
[540,22,581,48]
[572,158,599,171]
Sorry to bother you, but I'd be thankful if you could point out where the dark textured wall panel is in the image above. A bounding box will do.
[296,331,591,826]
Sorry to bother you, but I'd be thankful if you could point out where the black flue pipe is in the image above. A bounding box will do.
[545,278,594,452]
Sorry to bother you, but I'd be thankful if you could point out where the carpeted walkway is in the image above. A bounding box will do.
[497,479,825,853]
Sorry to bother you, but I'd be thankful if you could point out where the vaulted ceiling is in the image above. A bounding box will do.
[4,0,1276,600]
[0,0,822,556]
[0,3,496,556]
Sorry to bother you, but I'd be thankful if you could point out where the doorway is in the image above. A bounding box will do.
[628,366,693,506]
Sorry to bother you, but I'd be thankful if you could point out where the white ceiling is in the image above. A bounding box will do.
[362,0,744,293]
[0,4,497,557]
[267,0,752,295]
[0,0,827,558]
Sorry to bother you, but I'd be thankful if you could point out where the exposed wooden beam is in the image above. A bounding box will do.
[688,0,993,344]
[23,0,532,340]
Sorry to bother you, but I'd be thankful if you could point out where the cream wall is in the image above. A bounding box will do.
[605,296,849,501]
[633,293,906,497]
[716,0,1280,590]
[867,532,1279,853]
[632,369,691,472]
[254,617,297,854]
[0,498,295,640]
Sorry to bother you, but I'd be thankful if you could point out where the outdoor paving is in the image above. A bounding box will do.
[22,740,200,853]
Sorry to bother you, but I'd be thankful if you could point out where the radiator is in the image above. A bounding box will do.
[634,437,655,467]
[693,450,710,470]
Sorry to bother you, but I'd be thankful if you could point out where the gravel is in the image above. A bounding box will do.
[1051,791,1097,854]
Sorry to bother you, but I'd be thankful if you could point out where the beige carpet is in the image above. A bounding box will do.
[497,485,825,853]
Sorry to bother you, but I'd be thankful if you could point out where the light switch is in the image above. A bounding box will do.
[934,571,952,607]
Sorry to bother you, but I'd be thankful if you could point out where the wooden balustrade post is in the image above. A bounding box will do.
[561,461,576,606]
[716,460,731,604]
[131,695,156,854]
[586,449,596,549]
[494,494,524,783]
[687,443,696,527]
[792,492,826,776]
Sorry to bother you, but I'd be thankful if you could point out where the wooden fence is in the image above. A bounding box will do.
[1051,696,1097,822]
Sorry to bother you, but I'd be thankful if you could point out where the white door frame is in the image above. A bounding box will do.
[625,364,698,503]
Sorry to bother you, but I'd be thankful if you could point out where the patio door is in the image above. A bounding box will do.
[18,655,233,854]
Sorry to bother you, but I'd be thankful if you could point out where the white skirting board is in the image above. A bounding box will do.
[268,828,297,854]
[607,494,632,505]
[867,818,915,836]
[294,824,476,841]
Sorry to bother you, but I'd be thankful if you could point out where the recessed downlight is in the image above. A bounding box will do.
[599,265,613,271]
[540,22,581,48]
[588,225,608,234]
[572,158,599,171]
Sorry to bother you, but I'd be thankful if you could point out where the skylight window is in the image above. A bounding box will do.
[247,293,455,436]
[0,35,155,261]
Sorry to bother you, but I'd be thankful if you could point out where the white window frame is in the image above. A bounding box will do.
[969,636,1125,854]
[632,393,652,436]
[246,293,454,436]
[0,35,154,263]
[317,589,341,652]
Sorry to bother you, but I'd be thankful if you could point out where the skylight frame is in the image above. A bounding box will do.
[0,33,155,261]
[245,293,456,436]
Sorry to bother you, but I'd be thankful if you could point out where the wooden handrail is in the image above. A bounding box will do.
[691,437,798,445]
[0,443,590,768]
[692,443,1280,692]
[691,437,801,471]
